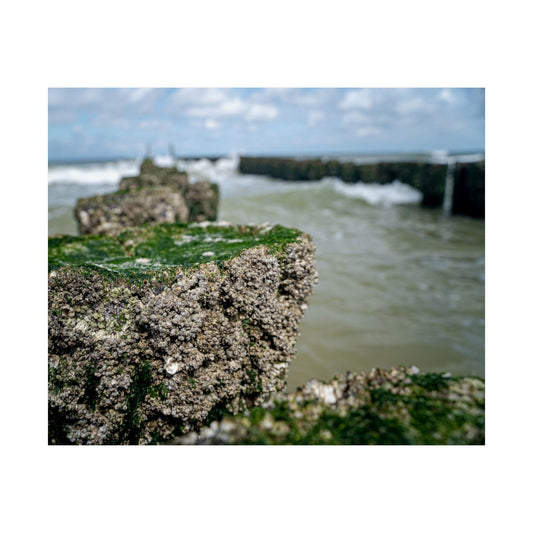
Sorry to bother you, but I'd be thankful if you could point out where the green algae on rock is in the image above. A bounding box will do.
[75,160,219,236]
[170,366,484,445]
[49,222,303,281]
[48,222,317,444]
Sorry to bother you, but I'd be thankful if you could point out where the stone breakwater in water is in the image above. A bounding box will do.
[49,158,485,445]
[75,158,219,236]
[239,157,485,218]
[170,366,485,445]
[48,223,317,444]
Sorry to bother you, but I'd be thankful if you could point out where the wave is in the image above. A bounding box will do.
[47,155,240,185]
[48,159,141,185]
[48,155,424,207]
[322,177,423,206]
[176,154,240,182]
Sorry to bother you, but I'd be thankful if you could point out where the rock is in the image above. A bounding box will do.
[169,366,484,445]
[184,181,219,223]
[452,161,485,218]
[48,222,317,445]
[118,169,189,192]
[75,187,190,236]
[75,159,219,235]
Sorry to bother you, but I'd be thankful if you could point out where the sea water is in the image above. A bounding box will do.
[48,155,485,390]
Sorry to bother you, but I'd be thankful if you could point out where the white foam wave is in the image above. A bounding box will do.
[324,177,423,206]
[48,160,141,185]
[47,155,423,208]
[176,155,240,183]
[153,155,176,167]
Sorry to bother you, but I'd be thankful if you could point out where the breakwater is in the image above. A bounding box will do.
[239,156,485,218]
[48,157,484,444]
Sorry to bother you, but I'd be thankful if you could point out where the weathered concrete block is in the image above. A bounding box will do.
[75,187,190,236]
[119,170,219,224]
[171,366,484,445]
[452,161,485,218]
[75,160,219,235]
[183,181,219,223]
[48,222,317,444]
[420,164,448,207]
[118,169,189,192]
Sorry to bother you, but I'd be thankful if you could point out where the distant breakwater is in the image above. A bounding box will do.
[239,157,485,218]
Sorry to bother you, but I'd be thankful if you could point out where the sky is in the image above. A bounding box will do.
[48,88,485,161]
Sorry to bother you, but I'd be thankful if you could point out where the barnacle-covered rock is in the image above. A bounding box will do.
[75,160,219,235]
[170,366,485,445]
[48,222,317,445]
[75,186,190,236]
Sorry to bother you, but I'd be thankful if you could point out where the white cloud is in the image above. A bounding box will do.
[178,90,278,122]
[396,97,431,115]
[251,88,332,107]
[186,97,245,118]
[205,119,220,130]
[129,88,156,103]
[170,88,228,107]
[218,98,247,116]
[290,89,331,106]
[342,110,370,125]
[439,88,455,104]
[307,110,325,126]
[339,89,374,110]
[245,103,278,121]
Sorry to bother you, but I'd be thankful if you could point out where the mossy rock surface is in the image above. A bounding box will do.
[49,222,302,281]
[48,222,317,445]
[119,171,189,191]
[172,366,484,445]
[75,160,219,235]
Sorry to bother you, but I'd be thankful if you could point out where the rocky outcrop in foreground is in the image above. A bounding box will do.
[48,222,317,444]
[75,159,219,236]
[170,366,484,445]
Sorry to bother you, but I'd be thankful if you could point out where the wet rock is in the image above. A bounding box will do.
[75,186,190,236]
[452,161,485,218]
[75,159,219,235]
[48,222,317,445]
[169,366,484,445]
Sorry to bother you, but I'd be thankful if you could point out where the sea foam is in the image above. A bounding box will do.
[48,160,141,185]
[323,177,423,206]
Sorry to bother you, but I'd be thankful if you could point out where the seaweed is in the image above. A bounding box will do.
[48,223,303,283]
[116,361,153,445]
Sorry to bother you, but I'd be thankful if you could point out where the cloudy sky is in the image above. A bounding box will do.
[48,88,484,160]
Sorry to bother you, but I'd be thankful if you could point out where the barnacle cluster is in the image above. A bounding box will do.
[75,161,219,236]
[171,366,485,445]
[48,223,317,444]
